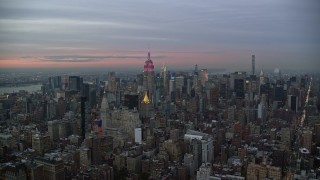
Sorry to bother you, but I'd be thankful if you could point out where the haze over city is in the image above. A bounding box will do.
[2,1,320,180]
[0,0,319,72]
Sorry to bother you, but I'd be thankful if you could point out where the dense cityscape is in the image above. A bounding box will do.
[1,0,319,179]
[0,51,319,180]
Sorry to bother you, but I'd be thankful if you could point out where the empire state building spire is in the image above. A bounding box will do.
[143,49,155,98]
[144,49,154,72]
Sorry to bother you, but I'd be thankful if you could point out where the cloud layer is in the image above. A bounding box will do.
[0,0,319,71]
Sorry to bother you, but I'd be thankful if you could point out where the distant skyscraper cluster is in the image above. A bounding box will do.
[0,50,319,179]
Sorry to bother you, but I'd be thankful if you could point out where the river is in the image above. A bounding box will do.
[0,84,42,95]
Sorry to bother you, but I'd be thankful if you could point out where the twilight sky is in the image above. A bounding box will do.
[0,0,319,72]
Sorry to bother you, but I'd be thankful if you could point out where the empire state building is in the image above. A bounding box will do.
[143,49,155,99]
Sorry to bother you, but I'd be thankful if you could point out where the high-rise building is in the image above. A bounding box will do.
[194,64,199,76]
[234,78,245,98]
[68,76,81,91]
[140,91,153,118]
[281,127,291,148]
[49,76,62,90]
[80,147,91,168]
[107,72,118,92]
[46,100,56,120]
[100,91,109,133]
[161,64,168,96]
[169,79,175,97]
[35,157,64,180]
[32,134,51,155]
[184,153,195,178]
[135,128,142,144]
[48,120,59,141]
[302,129,312,151]
[258,102,266,122]
[314,124,320,144]
[259,69,265,85]
[143,49,155,99]
[247,163,281,180]
[175,76,185,93]
[252,55,255,76]
[200,69,208,86]
[184,130,214,164]
[288,95,298,112]
[196,163,211,180]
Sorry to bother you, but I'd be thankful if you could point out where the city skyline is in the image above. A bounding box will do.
[0,0,319,71]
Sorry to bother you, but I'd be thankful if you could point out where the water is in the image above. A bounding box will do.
[0,84,42,95]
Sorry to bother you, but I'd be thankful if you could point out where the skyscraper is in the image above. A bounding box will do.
[161,64,168,96]
[140,91,153,118]
[200,69,208,86]
[100,91,110,132]
[252,55,255,76]
[69,76,81,91]
[143,49,155,99]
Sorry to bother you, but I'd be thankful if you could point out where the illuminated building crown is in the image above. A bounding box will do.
[144,49,154,72]
[142,91,151,104]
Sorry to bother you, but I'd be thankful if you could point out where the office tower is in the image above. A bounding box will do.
[274,85,285,102]
[143,49,155,98]
[135,127,142,144]
[194,64,199,76]
[219,76,228,99]
[85,136,109,165]
[48,120,59,141]
[4,165,27,179]
[32,134,51,155]
[56,97,66,118]
[259,69,265,86]
[288,95,298,112]
[274,68,281,79]
[234,78,245,98]
[81,96,87,139]
[230,72,246,91]
[252,55,255,76]
[184,153,195,178]
[49,76,62,90]
[140,91,152,118]
[124,94,139,110]
[314,124,320,144]
[302,129,312,151]
[46,100,56,120]
[25,97,32,113]
[258,102,266,122]
[281,127,291,148]
[209,86,219,107]
[155,75,163,103]
[200,69,208,86]
[184,130,214,164]
[272,148,288,170]
[169,79,175,96]
[175,76,184,93]
[187,78,192,96]
[81,83,90,98]
[89,89,96,108]
[68,76,81,91]
[35,157,65,180]
[196,163,211,180]
[161,64,168,96]
[58,121,71,138]
[107,72,118,92]
[247,163,281,180]
[80,147,91,168]
[100,91,109,133]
